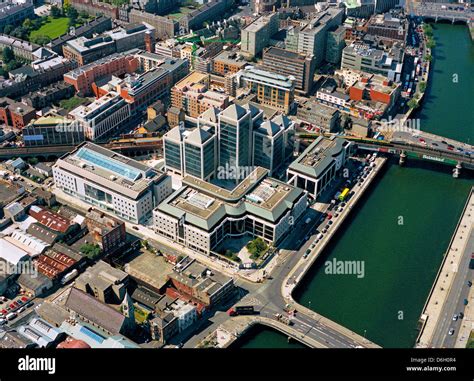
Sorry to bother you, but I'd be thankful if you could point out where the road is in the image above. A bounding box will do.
[183,158,383,348]
[430,227,474,348]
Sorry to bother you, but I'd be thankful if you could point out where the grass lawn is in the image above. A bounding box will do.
[59,96,89,111]
[30,17,70,40]
[168,6,195,20]
[467,330,474,348]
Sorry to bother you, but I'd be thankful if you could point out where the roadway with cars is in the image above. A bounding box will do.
[429,195,474,348]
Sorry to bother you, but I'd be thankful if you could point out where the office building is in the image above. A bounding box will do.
[23,116,85,147]
[287,136,353,199]
[262,47,316,95]
[163,126,217,181]
[154,169,307,254]
[212,51,248,76]
[325,26,346,64]
[295,7,344,66]
[237,67,295,114]
[70,0,119,19]
[64,50,140,96]
[217,103,253,173]
[53,142,172,223]
[69,92,131,141]
[179,0,234,33]
[367,12,407,42]
[118,68,171,115]
[241,13,279,58]
[341,42,404,81]
[0,98,36,129]
[297,99,340,132]
[63,23,155,65]
[171,72,229,118]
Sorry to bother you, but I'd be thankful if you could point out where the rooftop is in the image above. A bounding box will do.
[289,136,349,178]
[56,142,163,200]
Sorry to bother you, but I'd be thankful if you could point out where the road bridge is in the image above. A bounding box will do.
[407,1,473,24]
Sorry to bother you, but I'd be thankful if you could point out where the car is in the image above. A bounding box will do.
[21,296,28,302]
[441,140,447,144]
[132,226,139,230]
[322,228,328,233]
[464,299,468,305]
[0,319,6,325]
[26,302,34,308]
[468,281,472,287]
[17,306,26,314]
[452,314,458,321]
[456,147,464,152]
[459,312,464,319]
[334,213,339,218]
[448,329,455,336]
[432,142,439,146]
[447,146,454,151]
[328,220,333,225]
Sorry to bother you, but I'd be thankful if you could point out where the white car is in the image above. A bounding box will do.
[448,329,455,336]
[452,314,458,321]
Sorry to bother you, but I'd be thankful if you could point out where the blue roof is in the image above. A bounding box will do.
[76,147,141,181]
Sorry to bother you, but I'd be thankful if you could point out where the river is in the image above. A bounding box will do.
[237,23,474,348]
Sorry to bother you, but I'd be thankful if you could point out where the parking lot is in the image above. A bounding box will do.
[0,292,35,325]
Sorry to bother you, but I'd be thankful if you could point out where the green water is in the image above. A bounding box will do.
[236,325,306,348]
[239,24,474,348]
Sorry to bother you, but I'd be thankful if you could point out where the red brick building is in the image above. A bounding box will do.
[85,208,126,255]
[0,98,36,129]
[64,51,139,96]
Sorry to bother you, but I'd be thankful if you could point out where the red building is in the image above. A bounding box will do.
[0,98,36,129]
[85,208,126,255]
[64,51,139,96]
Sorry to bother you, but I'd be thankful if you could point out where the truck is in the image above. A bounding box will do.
[61,269,79,285]
[338,188,350,201]
[227,305,258,316]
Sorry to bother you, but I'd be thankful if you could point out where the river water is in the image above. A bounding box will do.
[237,23,474,348]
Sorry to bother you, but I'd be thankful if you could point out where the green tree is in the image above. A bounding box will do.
[28,157,39,165]
[6,60,21,72]
[0,66,7,78]
[407,98,418,109]
[246,237,268,258]
[22,18,32,30]
[426,38,436,49]
[419,81,427,93]
[31,34,51,46]
[3,24,13,35]
[50,5,62,18]
[2,47,14,63]
[67,7,79,26]
[424,54,432,62]
[80,243,102,259]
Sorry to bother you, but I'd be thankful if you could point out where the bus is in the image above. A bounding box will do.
[339,188,350,201]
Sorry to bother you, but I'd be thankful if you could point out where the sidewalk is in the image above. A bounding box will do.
[417,188,474,347]
[454,285,474,348]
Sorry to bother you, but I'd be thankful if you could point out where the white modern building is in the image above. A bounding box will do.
[287,136,354,199]
[153,168,307,254]
[53,143,172,224]
[69,92,131,141]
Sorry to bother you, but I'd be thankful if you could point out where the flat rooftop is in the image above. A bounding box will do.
[56,143,162,199]
[174,71,208,92]
[158,168,304,230]
[289,136,349,178]
[125,251,174,291]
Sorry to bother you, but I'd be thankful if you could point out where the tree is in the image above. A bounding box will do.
[3,24,13,35]
[426,38,436,49]
[246,237,267,258]
[22,18,32,30]
[419,81,427,93]
[28,157,38,165]
[50,5,62,18]
[2,47,14,63]
[0,66,7,78]
[6,60,21,72]
[407,98,418,109]
[31,34,51,46]
[424,54,432,62]
[67,7,79,26]
[80,243,102,259]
